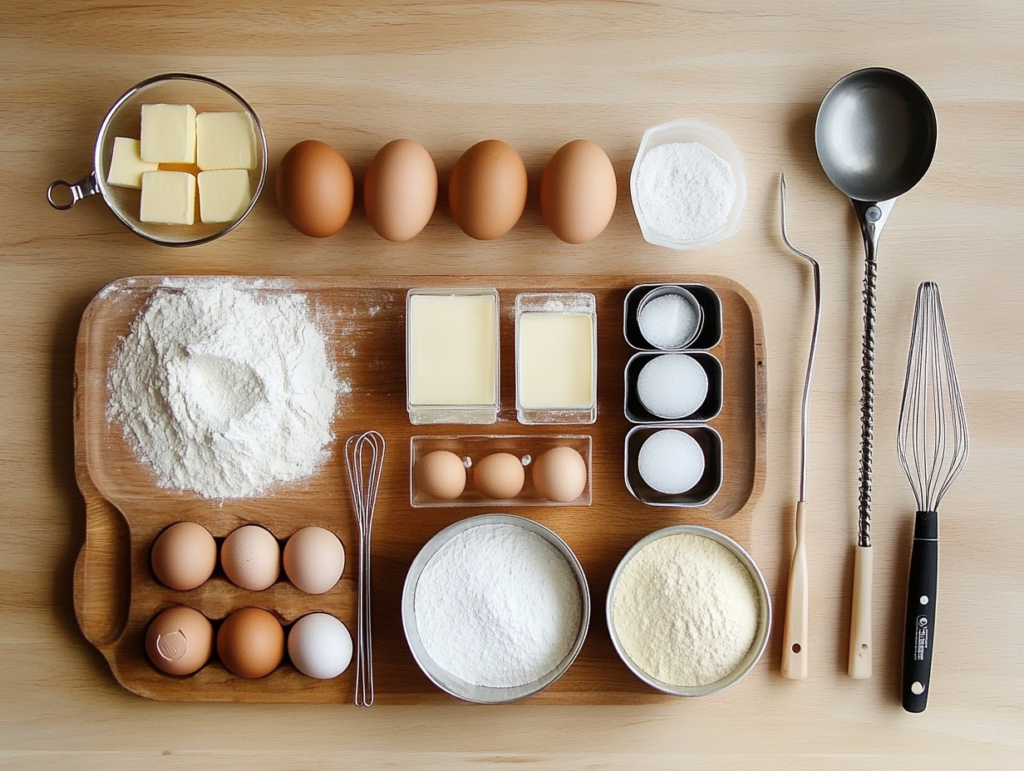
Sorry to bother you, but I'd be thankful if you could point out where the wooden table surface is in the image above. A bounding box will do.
[2,1,1021,768]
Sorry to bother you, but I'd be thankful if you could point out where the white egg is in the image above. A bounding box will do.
[288,613,353,679]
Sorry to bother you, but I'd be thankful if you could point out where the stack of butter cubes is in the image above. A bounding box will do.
[107,104,256,226]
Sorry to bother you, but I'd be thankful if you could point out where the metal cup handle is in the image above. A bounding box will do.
[47,171,99,210]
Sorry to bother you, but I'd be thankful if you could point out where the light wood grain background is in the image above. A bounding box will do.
[1,1,1022,768]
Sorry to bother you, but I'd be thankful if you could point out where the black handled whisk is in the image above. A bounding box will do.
[896,282,969,713]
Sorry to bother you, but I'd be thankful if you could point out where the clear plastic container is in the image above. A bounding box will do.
[515,292,597,425]
[406,287,500,425]
[410,435,593,507]
[629,119,747,250]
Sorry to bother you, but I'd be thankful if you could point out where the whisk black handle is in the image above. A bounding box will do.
[902,510,938,713]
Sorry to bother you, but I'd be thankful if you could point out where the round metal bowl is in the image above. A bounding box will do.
[47,73,267,247]
[402,513,590,704]
[607,525,770,696]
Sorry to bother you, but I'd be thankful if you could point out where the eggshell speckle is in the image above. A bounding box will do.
[532,446,588,503]
[145,606,213,676]
[217,607,285,679]
[473,452,526,499]
[288,613,353,679]
[415,450,467,500]
[540,139,617,243]
[150,521,217,591]
[283,527,345,595]
[364,139,437,242]
[276,140,354,237]
[221,525,280,591]
[448,140,527,240]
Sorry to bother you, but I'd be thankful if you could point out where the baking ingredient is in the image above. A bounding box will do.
[197,169,251,223]
[473,453,525,499]
[531,447,587,503]
[414,522,582,687]
[517,312,594,409]
[448,140,527,240]
[611,532,759,686]
[107,137,159,189]
[276,140,354,237]
[364,139,437,242]
[217,607,285,679]
[221,525,280,591]
[634,142,735,242]
[141,103,196,164]
[150,521,217,591]
[107,280,340,498]
[140,170,195,225]
[638,292,699,349]
[407,292,496,406]
[288,613,353,679]
[414,450,467,500]
[637,354,708,419]
[145,606,213,676]
[196,111,256,170]
[638,429,705,494]
[540,139,617,243]
[283,526,345,595]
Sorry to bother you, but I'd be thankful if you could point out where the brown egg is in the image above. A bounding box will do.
[415,450,467,500]
[221,525,280,591]
[364,139,437,242]
[283,526,345,595]
[532,446,588,503]
[145,606,213,676]
[217,607,285,679]
[150,521,217,591]
[448,139,527,240]
[473,452,526,499]
[276,140,354,237]
[540,139,617,244]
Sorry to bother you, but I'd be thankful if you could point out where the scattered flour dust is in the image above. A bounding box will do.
[107,278,342,499]
[635,142,736,242]
[612,532,759,686]
[414,523,582,688]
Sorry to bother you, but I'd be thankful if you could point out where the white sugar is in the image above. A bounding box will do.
[638,429,705,495]
[638,293,698,348]
[637,354,708,419]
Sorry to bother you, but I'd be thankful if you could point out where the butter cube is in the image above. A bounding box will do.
[140,171,196,225]
[107,137,159,188]
[198,170,251,223]
[141,103,197,164]
[197,112,256,170]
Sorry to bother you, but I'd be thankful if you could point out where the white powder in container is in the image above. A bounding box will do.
[638,429,705,494]
[638,292,699,349]
[612,532,759,687]
[637,354,708,419]
[635,142,736,242]
[414,523,582,688]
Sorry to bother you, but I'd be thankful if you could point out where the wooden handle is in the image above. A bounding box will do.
[781,501,808,679]
[848,544,873,679]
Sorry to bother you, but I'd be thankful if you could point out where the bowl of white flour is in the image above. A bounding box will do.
[607,525,770,696]
[629,119,746,250]
[402,514,590,703]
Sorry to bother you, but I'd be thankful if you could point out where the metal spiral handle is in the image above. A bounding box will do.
[857,254,878,548]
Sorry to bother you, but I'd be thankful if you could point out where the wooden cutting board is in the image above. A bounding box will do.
[73,273,766,704]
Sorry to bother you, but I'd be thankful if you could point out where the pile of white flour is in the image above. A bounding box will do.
[612,532,759,686]
[634,142,736,242]
[414,523,582,688]
[108,280,340,499]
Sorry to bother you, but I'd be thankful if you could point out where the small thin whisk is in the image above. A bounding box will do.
[345,430,386,708]
[897,282,968,713]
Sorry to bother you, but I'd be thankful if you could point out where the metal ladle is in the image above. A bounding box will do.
[815,66,937,680]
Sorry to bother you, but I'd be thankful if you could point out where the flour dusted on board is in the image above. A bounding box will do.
[108,280,340,498]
